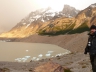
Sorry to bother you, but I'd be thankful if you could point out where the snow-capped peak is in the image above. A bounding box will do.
[14,6,79,29]
[20,7,59,26]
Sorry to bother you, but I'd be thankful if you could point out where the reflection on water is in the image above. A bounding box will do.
[0,42,71,62]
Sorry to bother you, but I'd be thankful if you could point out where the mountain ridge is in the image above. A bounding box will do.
[0,3,96,38]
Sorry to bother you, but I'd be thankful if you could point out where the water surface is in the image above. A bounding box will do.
[0,42,70,62]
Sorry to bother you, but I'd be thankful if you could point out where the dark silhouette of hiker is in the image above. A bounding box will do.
[84,25,96,72]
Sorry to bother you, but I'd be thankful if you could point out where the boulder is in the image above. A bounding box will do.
[29,61,65,72]
[0,68,10,72]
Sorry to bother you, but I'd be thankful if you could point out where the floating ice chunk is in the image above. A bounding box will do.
[51,56,54,57]
[64,51,70,54]
[38,54,43,57]
[25,56,31,58]
[0,40,5,42]
[21,58,27,62]
[18,60,22,62]
[55,53,62,57]
[15,58,19,61]
[15,58,22,60]
[36,58,40,61]
[26,50,29,52]
[62,51,71,55]
[15,58,22,62]
[21,58,26,60]
[32,57,36,60]
[0,40,11,42]
[45,53,51,57]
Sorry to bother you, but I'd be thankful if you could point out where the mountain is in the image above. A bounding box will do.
[12,5,79,30]
[1,3,96,38]
[0,5,80,38]
[62,5,80,17]
[74,3,96,27]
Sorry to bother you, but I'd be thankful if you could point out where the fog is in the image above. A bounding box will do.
[0,0,96,33]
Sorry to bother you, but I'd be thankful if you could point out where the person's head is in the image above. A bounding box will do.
[90,25,96,34]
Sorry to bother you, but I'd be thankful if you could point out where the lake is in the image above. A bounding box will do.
[0,42,71,62]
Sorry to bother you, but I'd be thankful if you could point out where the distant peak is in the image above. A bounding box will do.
[90,3,96,8]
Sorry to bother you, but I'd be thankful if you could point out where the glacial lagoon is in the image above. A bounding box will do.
[0,42,71,62]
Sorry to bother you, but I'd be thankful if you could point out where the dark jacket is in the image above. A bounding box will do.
[84,32,96,55]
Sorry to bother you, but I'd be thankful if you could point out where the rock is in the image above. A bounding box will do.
[29,61,65,72]
[63,67,72,72]
[0,68,10,72]
[29,67,34,72]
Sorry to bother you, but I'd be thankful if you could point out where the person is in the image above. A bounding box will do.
[84,24,96,72]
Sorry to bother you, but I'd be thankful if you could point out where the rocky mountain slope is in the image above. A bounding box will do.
[62,5,79,17]
[0,5,80,38]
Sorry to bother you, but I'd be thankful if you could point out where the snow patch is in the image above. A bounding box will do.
[22,23,26,25]
[46,9,56,13]
[41,18,45,22]
[33,15,41,19]
[25,24,30,28]
[51,13,55,17]
[90,4,96,8]
[29,19,34,23]
[45,13,55,17]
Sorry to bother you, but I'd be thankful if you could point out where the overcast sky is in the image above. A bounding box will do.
[0,0,96,32]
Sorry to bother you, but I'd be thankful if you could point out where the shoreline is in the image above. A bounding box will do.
[0,52,91,72]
